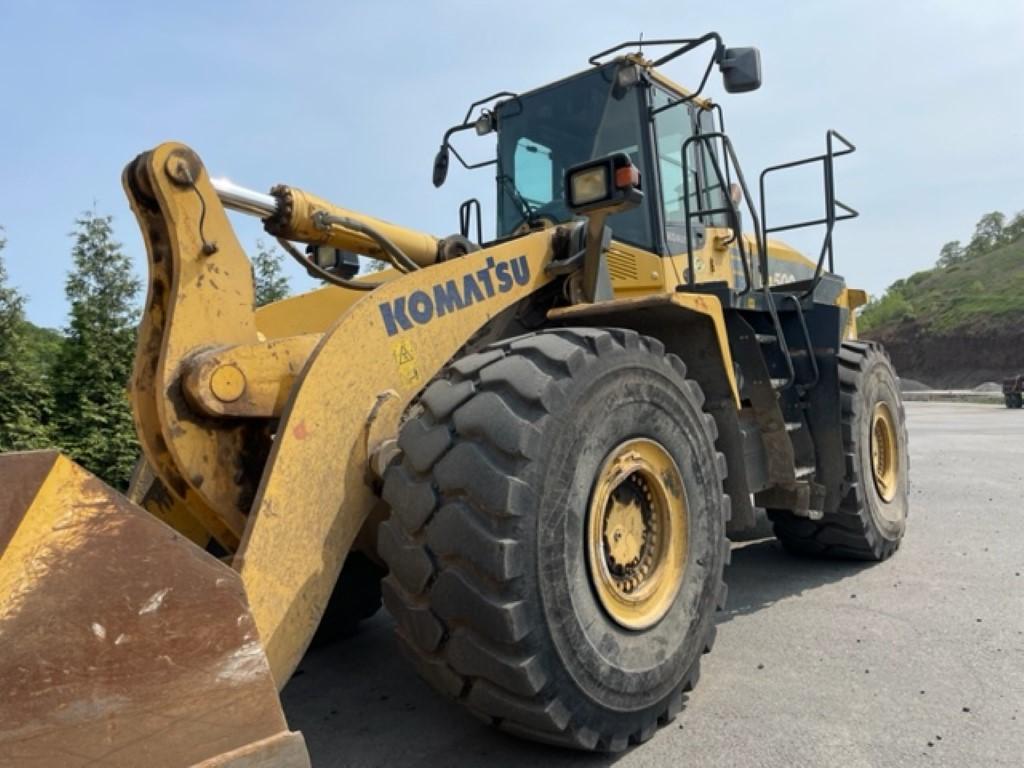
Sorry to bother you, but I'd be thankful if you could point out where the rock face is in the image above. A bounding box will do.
[864,315,1024,389]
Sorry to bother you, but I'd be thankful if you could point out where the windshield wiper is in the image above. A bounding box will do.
[498,174,535,225]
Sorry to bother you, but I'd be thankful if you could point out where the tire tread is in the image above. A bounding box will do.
[380,328,729,751]
[770,341,907,561]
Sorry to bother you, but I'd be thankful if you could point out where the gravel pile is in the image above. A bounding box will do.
[899,377,931,392]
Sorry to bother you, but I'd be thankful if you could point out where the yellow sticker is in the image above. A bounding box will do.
[391,339,421,387]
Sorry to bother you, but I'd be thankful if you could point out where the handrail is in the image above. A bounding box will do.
[679,131,759,295]
[459,198,483,244]
[588,33,723,67]
[778,294,820,391]
[758,129,859,298]
[679,131,795,389]
[592,33,726,112]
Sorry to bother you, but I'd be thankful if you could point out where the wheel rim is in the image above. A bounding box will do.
[869,402,899,503]
[586,438,687,630]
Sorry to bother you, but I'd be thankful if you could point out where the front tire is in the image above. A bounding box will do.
[378,328,729,751]
[771,341,909,560]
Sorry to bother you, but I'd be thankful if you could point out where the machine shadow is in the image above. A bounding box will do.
[281,612,621,768]
[282,537,868,767]
[720,537,872,624]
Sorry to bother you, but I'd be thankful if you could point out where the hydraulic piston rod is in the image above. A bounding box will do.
[210,176,440,266]
[211,177,280,218]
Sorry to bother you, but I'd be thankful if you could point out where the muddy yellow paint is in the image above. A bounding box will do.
[183,334,321,419]
[210,364,246,403]
[126,143,263,549]
[269,185,439,268]
[550,292,741,406]
[234,230,559,686]
[254,269,399,340]
[391,339,421,388]
[586,438,688,630]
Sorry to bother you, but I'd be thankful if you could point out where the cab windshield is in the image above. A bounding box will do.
[495,63,654,249]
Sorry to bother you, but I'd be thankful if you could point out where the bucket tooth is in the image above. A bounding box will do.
[0,451,309,768]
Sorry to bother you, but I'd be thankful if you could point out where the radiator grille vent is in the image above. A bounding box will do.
[607,251,638,282]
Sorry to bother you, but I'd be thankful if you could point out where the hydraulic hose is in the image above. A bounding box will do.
[275,238,381,292]
[312,212,421,273]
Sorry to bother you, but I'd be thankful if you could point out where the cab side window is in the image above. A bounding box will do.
[697,109,729,226]
[652,90,699,254]
[652,90,731,254]
[513,138,554,209]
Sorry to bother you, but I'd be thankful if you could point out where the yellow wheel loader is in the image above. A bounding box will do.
[0,33,909,764]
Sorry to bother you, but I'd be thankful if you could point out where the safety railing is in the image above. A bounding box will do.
[679,131,760,295]
[758,130,859,296]
[679,132,796,389]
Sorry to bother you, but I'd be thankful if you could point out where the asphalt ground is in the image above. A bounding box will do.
[282,402,1024,767]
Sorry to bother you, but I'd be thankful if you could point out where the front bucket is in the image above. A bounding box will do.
[0,452,309,768]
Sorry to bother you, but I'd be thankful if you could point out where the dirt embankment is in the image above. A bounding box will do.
[863,316,1024,389]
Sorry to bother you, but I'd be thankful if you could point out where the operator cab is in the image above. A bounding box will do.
[433,34,854,303]
[492,57,733,257]
[493,62,655,245]
[433,34,761,262]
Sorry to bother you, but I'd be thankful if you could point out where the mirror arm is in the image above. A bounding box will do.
[441,123,477,169]
[648,52,721,116]
[436,123,498,173]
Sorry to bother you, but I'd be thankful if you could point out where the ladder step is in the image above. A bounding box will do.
[785,421,802,432]
[794,465,815,479]
[770,378,789,390]
[755,333,777,344]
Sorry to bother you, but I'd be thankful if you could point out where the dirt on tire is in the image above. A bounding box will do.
[378,327,730,751]
[770,341,909,560]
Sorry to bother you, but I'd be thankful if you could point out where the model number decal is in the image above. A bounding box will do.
[378,255,530,337]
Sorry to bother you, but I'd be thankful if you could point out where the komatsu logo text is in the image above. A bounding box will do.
[378,255,530,337]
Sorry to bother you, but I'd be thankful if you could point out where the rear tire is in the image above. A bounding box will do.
[770,341,908,561]
[378,328,729,751]
[310,552,385,647]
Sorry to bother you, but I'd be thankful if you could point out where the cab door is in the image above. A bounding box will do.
[650,87,742,289]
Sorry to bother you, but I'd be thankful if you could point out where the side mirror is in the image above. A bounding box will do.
[719,46,762,93]
[432,145,450,188]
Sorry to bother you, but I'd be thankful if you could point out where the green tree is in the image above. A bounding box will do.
[361,256,388,274]
[965,211,1006,256]
[253,239,290,306]
[1005,210,1024,243]
[52,212,141,489]
[936,240,964,268]
[858,289,913,333]
[0,229,53,450]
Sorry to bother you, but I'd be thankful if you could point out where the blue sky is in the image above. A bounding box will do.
[2,0,1022,328]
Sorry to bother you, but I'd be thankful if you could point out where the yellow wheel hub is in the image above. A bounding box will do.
[870,402,898,503]
[605,496,645,568]
[587,438,687,630]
